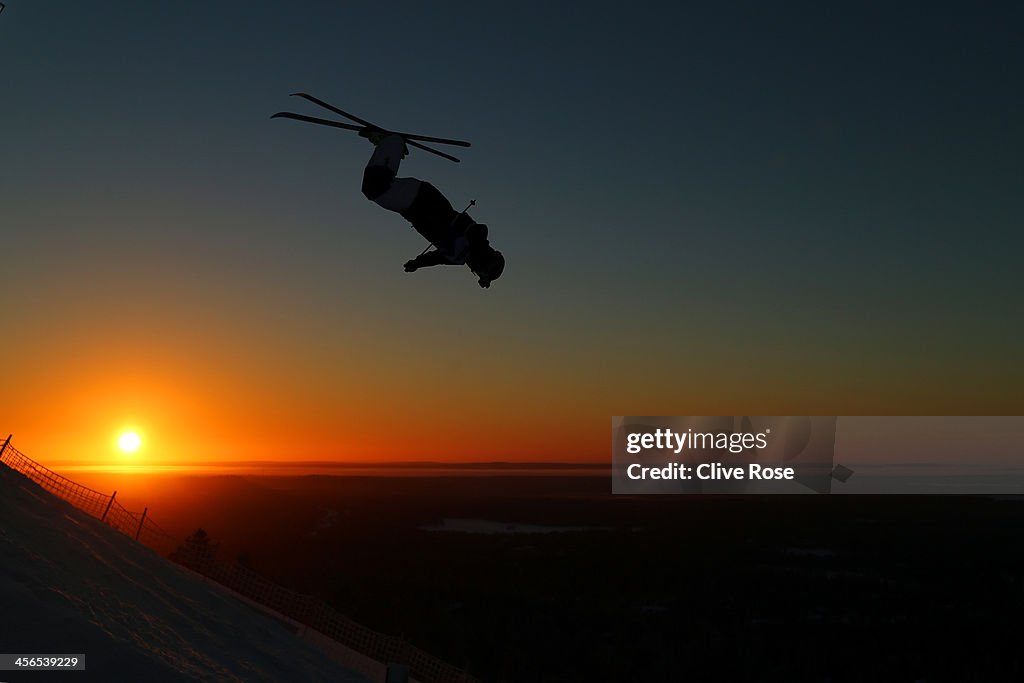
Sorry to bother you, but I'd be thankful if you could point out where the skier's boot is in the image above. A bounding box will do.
[359,129,408,158]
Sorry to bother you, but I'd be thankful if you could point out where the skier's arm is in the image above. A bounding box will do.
[404,251,454,272]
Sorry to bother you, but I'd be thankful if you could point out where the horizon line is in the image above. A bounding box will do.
[48,460,610,469]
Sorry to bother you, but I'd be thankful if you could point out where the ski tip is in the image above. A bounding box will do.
[289,92,312,98]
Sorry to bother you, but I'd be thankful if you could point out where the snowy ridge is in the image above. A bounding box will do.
[0,461,371,682]
[0,439,479,683]
[1,438,479,683]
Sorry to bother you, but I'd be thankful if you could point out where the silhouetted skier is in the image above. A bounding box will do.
[360,132,505,288]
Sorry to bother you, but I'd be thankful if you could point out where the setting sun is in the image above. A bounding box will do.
[118,431,142,454]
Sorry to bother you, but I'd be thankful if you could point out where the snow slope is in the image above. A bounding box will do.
[0,463,371,683]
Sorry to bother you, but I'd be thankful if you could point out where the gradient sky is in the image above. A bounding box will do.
[1,1,1021,466]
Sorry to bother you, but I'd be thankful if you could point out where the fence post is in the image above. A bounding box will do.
[0,434,11,461]
[101,490,117,521]
[135,507,148,541]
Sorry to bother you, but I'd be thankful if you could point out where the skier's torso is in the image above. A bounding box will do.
[400,182,475,263]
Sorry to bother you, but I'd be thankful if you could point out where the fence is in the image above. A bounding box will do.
[0,435,481,683]
[0,435,178,550]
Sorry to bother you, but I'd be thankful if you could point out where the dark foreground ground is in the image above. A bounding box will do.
[81,474,1024,681]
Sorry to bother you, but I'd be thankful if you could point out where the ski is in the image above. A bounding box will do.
[289,93,471,148]
[273,110,464,163]
[271,111,469,164]
[271,111,367,134]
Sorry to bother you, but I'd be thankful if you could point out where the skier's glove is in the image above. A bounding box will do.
[404,260,419,273]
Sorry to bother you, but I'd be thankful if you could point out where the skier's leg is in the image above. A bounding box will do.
[361,134,421,213]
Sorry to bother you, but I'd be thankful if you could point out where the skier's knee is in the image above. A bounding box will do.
[362,165,395,200]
